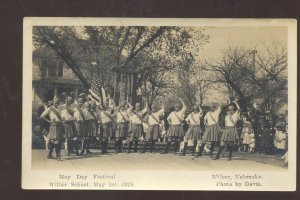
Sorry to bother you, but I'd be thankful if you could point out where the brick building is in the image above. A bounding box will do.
[32,54,87,105]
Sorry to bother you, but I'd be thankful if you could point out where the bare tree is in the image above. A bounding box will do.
[190,61,214,106]
[206,43,287,113]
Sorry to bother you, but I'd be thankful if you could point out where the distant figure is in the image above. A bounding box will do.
[274,124,287,155]
[242,120,253,152]
[258,119,274,154]
[249,133,256,153]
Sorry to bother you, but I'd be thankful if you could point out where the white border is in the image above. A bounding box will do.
[22,18,297,190]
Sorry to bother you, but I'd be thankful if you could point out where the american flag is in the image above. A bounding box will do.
[88,62,106,105]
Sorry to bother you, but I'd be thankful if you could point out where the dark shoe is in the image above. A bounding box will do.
[47,155,54,159]
[56,156,63,161]
[134,142,138,152]
[86,149,92,154]
[195,151,202,158]
[227,157,232,161]
[80,149,85,155]
[141,142,148,153]
[212,156,220,160]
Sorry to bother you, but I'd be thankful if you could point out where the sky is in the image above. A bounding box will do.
[199,26,287,60]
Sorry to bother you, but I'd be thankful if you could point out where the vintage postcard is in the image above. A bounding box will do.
[22,18,297,190]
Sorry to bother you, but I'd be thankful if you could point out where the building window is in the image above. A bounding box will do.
[41,59,64,77]
[57,62,64,77]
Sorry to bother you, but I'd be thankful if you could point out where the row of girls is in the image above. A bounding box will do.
[40,93,244,161]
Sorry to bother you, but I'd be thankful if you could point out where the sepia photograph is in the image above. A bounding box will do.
[22,18,297,190]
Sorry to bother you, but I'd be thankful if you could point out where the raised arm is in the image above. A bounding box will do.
[185,114,191,124]
[199,106,203,117]
[127,101,133,113]
[141,101,149,114]
[233,101,240,112]
[167,112,172,124]
[107,96,116,109]
[158,101,165,115]
[179,98,187,113]
[216,103,222,115]
[203,113,208,126]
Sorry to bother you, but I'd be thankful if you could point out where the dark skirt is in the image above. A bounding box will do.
[86,119,98,137]
[75,121,86,138]
[48,122,64,140]
[202,124,220,142]
[185,125,202,140]
[129,123,143,139]
[63,121,76,138]
[145,124,161,141]
[101,122,114,139]
[115,122,128,138]
[167,124,184,138]
[221,126,238,142]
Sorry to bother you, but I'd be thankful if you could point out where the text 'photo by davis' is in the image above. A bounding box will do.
[22,18,296,191]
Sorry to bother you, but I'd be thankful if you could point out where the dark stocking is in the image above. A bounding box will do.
[118,139,122,152]
[141,141,148,153]
[210,142,215,157]
[213,145,225,160]
[228,145,233,161]
[128,141,133,153]
[80,140,87,155]
[48,142,54,158]
[67,139,73,154]
[101,141,106,154]
[161,141,171,154]
[192,140,197,155]
[180,142,188,156]
[86,139,92,154]
[114,139,119,153]
[150,141,155,153]
[134,140,138,152]
[196,142,206,157]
